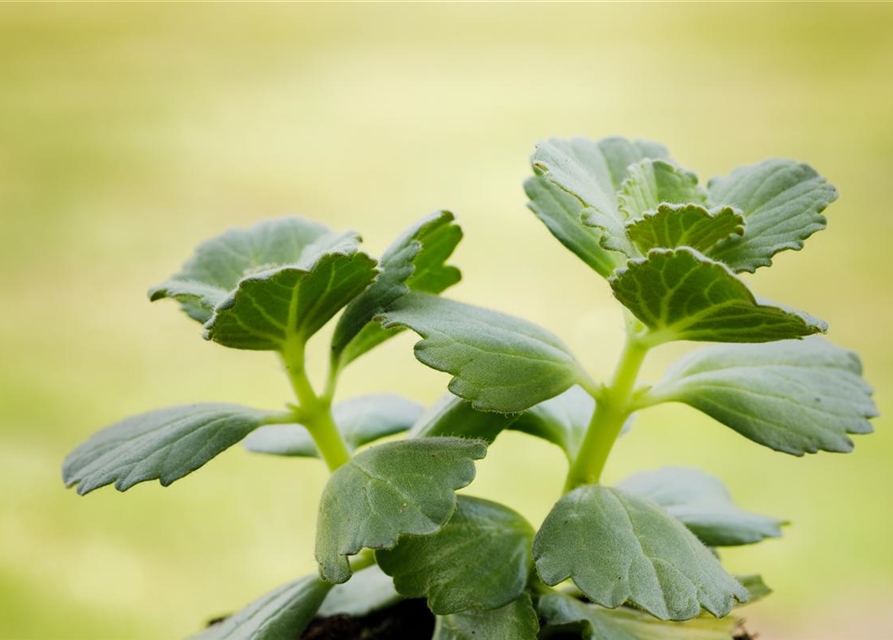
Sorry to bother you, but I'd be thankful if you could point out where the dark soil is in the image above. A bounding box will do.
[300,598,435,640]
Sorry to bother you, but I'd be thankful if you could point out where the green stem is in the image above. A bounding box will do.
[564,332,648,492]
[282,340,351,472]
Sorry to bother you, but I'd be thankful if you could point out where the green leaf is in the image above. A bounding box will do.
[617,467,784,546]
[409,393,521,443]
[618,159,706,221]
[315,437,487,584]
[737,574,772,604]
[332,211,461,368]
[532,136,669,257]
[644,338,877,455]
[707,159,838,272]
[524,175,620,278]
[434,594,539,640]
[191,575,331,640]
[610,247,826,345]
[63,404,275,495]
[625,204,745,254]
[511,385,594,461]
[538,592,736,640]
[243,394,423,457]
[533,485,747,620]
[377,496,534,614]
[316,564,402,618]
[377,292,588,412]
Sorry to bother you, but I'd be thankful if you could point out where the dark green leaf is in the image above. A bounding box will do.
[63,404,275,495]
[617,467,784,546]
[316,565,402,618]
[708,159,838,272]
[625,204,745,254]
[644,338,877,455]
[617,159,706,221]
[377,292,589,413]
[434,594,539,640]
[533,485,747,620]
[332,211,461,368]
[409,393,521,443]
[610,248,826,345]
[315,438,486,584]
[377,496,534,614]
[243,394,423,457]
[511,385,594,461]
[191,576,331,640]
[524,175,620,278]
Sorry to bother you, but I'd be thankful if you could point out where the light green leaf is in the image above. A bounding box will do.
[617,467,784,546]
[316,565,402,618]
[511,385,594,461]
[243,394,423,457]
[524,175,620,278]
[63,404,276,495]
[532,136,669,257]
[332,211,461,368]
[737,574,772,604]
[434,594,539,640]
[538,592,736,640]
[625,204,745,254]
[618,159,706,221]
[610,247,826,345]
[707,159,838,272]
[409,393,521,442]
[315,437,486,584]
[644,338,877,455]
[377,292,588,412]
[377,496,533,614]
[533,485,747,620]
[191,575,331,640]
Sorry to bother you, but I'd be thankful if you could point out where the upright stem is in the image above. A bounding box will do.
[282,340,351,472]
[564,332,648,492]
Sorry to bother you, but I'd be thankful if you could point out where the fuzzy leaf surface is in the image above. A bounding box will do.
[524,175,619,277]
[434,595,539,640]
[315,438,486,584]
[243,394,423,457]
[409,393,520,443]
[377,496,534,614]
[625,204,745,254]
[191,576,331,640]
[533,485,747,620]
[645,338,877,455]
[610,248,826,345]
[316,565,402,618]
[538,592,736,640]
[377,292,587,412]
[63,404,274,495]
[511,385,595,461]
[708,159,837,272]
[617,159,706,221]
[332,211,461,367]
[617,467,784,546]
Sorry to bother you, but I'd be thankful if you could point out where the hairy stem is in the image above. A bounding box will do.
[282,340,351,471]
[564,332,648,491]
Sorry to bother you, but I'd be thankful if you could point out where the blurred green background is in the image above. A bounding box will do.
[1,3,891,639]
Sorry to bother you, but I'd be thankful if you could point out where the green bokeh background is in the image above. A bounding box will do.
[1,3,891,639]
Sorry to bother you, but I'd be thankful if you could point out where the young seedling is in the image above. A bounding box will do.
[63,136,877,639]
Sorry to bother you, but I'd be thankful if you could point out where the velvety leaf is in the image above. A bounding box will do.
[316,565,402,618]
[243,394,423,457]
[377,496,534,614]
[408,393,520,443]
[377,292,588,412]
[538,592,736,640]
[533,485,747,620]
[617,159,706,221]
[617,467,784,546]
[511,385,594,461]
[524,175,620,278]
[644,338,877,455]
[331,211,461,368]
[315,438,487,584]
[625,204,745,254]
[610,247,826,345]
[191,576,331,640]
[737,574,772,603]
[434,594,539,640]
[707,159,838,272]
[63,404,276,495]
